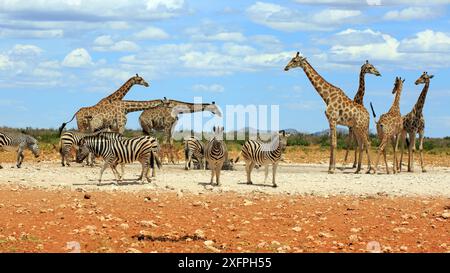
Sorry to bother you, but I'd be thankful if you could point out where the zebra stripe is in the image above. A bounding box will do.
[59,131,124,166]
[76,135,159,184]
[0,131,40,169]
[235,131,288,187]
[184,137,205,170]
[205,126,227,185]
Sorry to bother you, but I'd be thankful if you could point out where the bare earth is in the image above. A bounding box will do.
[0,150,449,253]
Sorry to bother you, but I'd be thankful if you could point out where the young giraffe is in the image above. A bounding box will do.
[399,72,434,173]
[59,74,149,135]
[284,52,373,174]
[343,60,381,169]
[373,77,405,174]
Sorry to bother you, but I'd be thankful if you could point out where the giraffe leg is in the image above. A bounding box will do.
[354,134,363,174]
[418,131,426,172]
[398,130,406,172]
[373,136,388,174]
[328,121,337,174]
[408,133,416,172]
[364,134,373,174]
[383,148,389,175]
[393,134,400,174]
[342,128,353,169]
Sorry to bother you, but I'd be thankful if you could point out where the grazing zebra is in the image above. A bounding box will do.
[59,130,122,166]
[184,136,205,170]
[205,126,227,186]
[235,130,289,187]
[0,131,40,169]
[75,135,160,184]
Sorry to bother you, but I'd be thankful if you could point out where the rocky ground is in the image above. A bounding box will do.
[0,150,449,253]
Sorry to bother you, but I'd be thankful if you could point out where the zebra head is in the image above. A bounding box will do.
[278,130,290,152]
[75,139,90,163]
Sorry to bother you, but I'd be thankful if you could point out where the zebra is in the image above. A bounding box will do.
[75,135,160,184]
[184,136,205,170]
[59,130,122,167]
[235,130,289,188]
[204,126,227,186]
[0,131,40,169]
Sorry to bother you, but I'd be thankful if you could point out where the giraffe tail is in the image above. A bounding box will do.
[369,102,377,119]
[58,112,77,137]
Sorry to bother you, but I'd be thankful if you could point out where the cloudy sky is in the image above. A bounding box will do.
[0,0,449,136]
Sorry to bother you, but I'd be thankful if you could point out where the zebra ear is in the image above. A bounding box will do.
[279,130,286,137]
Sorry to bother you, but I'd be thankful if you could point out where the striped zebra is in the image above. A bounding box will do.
[75,135,160,184]
[205,126,227,186]
[184,136,205,170]
[235,130,289,187]
[0,131,40,169]
[59,130,121,166]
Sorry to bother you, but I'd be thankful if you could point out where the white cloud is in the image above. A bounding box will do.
[146,0,185,11]
[193,32,247,42]
[246,2,362,32]
[94,35,114,46]
[93,68,133,81]
[399,30,450,53]
[10,44,43,56]
[0,29,63,39]
[192,84,225,93]
[383,7,440,21]
[62,48,93,68]
[93,37,140,52]
[294,0,449,5]
[0,54,13,70]
[134,26,170,40]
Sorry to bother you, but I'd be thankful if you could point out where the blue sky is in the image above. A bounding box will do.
[0,0,449,137]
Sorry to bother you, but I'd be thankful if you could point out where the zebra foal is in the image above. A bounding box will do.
[205,126,227,186]
[235,130,288,187]
[76,135,160,184]
[0,131,40,169]
[184,136,205,170]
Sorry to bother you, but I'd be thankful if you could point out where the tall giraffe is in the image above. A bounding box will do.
[284,52,372,174]
[139,99,222,143]
[343,60,381,168]
[59,74,149,135]
[373,77,405,174]
[399,72,434,173]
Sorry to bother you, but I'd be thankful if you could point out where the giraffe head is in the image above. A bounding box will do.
[415,72,434,85]
[284,52,307,71]
[362,60,381,77]
[204,101,222,117]
[133,73,149,87]
[392,77,405,94]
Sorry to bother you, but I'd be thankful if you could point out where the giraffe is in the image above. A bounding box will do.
[139,99,222,143]
[343,60,381,169]
[59,74,149,135]
[85,99,169,134]
[139,99,221,163]
[284,52,373,174]
[399,72,434,173]
[372,77,405,174]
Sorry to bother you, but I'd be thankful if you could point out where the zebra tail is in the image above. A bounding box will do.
[154,151,162,169]
[234,151,242,163]
[58,112,77,137]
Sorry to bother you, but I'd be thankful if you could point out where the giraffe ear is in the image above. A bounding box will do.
[212,101,215,104]
[402,79,405,83]
[429,75,434,79]
[136,73,139,77]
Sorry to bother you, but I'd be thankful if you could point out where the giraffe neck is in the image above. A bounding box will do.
[171,101,211,113]
[120,100,163,114]
[302,60,345,105]
[99,78,135,104]
[413,81,430,115]
[353,70,366,105]
[389,87,402,115]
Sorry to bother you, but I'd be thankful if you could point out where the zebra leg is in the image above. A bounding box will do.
[245,161,255,185]
[98,162,109,185]
[272,163,278,188]
[16,146,25,168]
[210,166,215,184]
[216,166,221,186]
